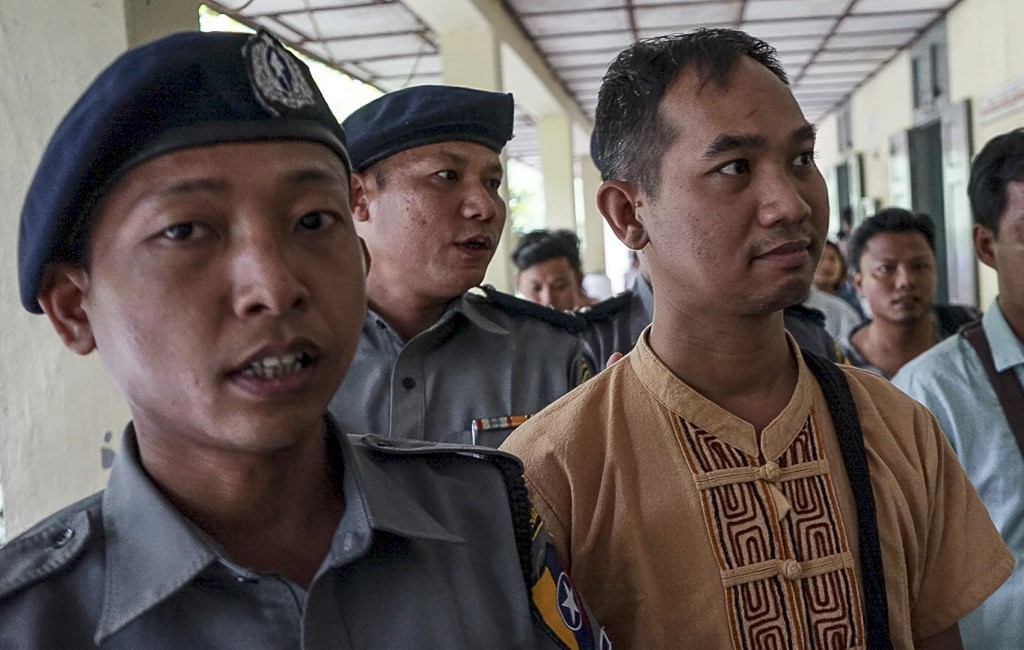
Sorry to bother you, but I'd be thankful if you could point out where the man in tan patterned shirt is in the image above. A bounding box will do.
[502,28,1011,649]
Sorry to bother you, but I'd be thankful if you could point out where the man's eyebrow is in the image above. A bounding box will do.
[429,150,469,166]
[141,166,345,205]
[485,161,504,178]
[701,123,819,160]
[281,166,348,187]
[428,149,504,177]
[792,123,818,145]
[151,178,229,198]
[702,133,767,160]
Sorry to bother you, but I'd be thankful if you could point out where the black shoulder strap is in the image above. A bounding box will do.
[801,351,892,650]
[960,321,1024,460]
[478,451,536,588]
[476,285,587,333]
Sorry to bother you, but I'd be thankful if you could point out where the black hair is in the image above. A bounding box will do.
[592,28,787,197]
[968,128,1024,235]
[511,229,583,274]
[848,208,935,272]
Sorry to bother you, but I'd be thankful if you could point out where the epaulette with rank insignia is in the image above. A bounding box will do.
[576,292,633,324]
[473,285,587,333]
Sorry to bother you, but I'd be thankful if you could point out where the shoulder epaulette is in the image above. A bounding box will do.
[356,434,534,585]
[472,285,587,333]
[784,303,826,327]
[576,291,634,323]
[0,494,100,601]
[357,433,522,463]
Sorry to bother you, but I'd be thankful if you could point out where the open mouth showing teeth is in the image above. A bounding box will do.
[238,352,313,379]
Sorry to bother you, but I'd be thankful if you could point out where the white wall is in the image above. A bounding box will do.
[0,0,198,540]
[850,51,915,210]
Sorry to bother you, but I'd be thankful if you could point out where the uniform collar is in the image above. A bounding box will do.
[96,426,221,643]
[628,329,813,460]
[96,417,461,643]
[984,298,1024,373]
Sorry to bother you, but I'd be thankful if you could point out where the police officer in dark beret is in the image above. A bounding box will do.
[1,30,607,648]
[329,85,594,447]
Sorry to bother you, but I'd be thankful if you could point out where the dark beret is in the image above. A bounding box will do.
[342,85,514,172]
[18,29,348,314]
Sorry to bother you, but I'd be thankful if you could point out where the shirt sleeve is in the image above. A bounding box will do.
[909,402,1013,639]
[527,510,612,648]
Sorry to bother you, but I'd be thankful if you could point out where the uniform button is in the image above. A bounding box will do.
[52,528,75,549]
[760,460,781,482]
[781,559,802,580]
[401,377,416,390]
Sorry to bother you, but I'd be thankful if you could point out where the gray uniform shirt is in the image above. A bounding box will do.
[330,289,593,447]
[0,419,607,649]
[583,276,844,365]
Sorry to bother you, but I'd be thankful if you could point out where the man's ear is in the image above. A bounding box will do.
[36,264,96,355]
[598,179,649,250]
[974,223,997,271]
[852,271,864,296]
[350,171,372,223]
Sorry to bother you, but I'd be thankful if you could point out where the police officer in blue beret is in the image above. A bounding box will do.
[1,30,608,648]
[329,85,594,447]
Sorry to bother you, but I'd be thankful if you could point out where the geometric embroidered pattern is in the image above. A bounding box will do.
[674,413,865,649]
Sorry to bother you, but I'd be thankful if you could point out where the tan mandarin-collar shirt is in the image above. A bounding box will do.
[502,331,1012,648]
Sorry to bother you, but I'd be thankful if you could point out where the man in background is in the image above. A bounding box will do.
[512,228,594,311]
[894,128,1024,649]
[844,208,979,378]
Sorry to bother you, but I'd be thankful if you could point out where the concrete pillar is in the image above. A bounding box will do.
[437,28,515,292]
[578,153,606,273]
[0,0,200,540]
[537,114,576,232]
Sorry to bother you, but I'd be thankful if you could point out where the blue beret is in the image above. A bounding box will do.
[18,29,348,314]
[343,85,514,172]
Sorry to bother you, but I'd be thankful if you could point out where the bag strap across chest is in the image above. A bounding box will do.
[960,321,1024,460]
[801,351,892,650]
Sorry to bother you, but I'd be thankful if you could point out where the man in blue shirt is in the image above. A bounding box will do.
[893,128,1024,649]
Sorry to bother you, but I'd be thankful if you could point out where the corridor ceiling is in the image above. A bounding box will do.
[206,0,963,168]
